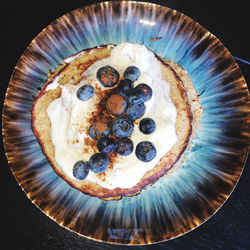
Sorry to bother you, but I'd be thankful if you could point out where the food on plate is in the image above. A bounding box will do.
[31,42,203,200]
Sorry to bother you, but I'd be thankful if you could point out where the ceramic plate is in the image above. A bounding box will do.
[2,1,249,245]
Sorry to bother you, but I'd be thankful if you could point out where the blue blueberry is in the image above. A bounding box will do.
[88,121,110,140]
[126,88,145,104]
[115,138,134,156]
[126,102,145,120]
[139,118,156,134]
[89,153,109,174]
[77,84,94,101]
[135,141,156,162]
[73,161,89,180]
[96,66,120,87]
[124,66,140,82]
[117,79,133,97]
[112,116,134,138]
[97,137,115,154]
[135,83,152,102]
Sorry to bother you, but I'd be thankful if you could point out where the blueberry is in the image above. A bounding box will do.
[73,161,89,180]
[97,137,115,154]
[126,102,145,120]
[126,88,145,104]
[117,79,133,97]
[106,94,127,116]
[139,118,156,134]
[115,138,134,156]
[135,141,156,162]
[88,121,110,140]
[135,83,152,102]
[89,153,109,174]
[96,66,120,87]
[77,84,94,101]
[124,66,140,82]
[112,116,134,138]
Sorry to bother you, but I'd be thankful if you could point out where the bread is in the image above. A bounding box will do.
[31,44,202,200]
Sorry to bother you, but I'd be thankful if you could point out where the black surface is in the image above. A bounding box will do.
[1,0,249,249]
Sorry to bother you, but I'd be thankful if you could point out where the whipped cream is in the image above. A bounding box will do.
[63,50,86,63]
[45,76,60,91]
[46,43,177,189]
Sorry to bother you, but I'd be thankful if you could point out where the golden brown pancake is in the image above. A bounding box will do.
[31,44,202,200]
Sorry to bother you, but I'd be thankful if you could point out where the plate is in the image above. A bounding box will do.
[2,1,249,245]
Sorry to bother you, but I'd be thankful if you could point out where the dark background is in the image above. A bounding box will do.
[1,0,249,249]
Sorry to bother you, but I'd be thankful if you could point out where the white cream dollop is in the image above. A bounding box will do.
[46,43,177,189]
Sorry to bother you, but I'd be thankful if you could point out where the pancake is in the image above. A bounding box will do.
[31,43,202,200]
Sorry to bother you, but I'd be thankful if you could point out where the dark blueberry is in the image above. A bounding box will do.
[88,121,110,140]
[89,153,109,174]
[117,79,133,97]
[96,66,120,87]
[73,161,89,180]
[135,141,156,162]
[126,88,145,104]
[106,94,127,116]
[97,137,115,154]
[135,83,152,102]
[126,102,145,120]
[112,116,134,138]
[77,84,94,101]
[124,66,140,82]
[139,118,156,134]
[115,138,134,156]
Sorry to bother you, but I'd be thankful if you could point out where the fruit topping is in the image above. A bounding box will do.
[126,88,145,104]
[117,79,134,97]
[135,141,156,162]
[112,116,134,138]
[135,83,152,102]
[82,64,157,173]
[96,66,120,87]
[115,138,134,156]
[89,153,109,174]
[88,121,110,140]
[126,102,145,120]
[139,118,156,134]
[106,94,127,116]
[124,66,140,82]
[97,137,115,154]
[77,84,94,101]
[73,161,89,180]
